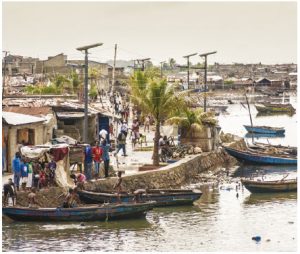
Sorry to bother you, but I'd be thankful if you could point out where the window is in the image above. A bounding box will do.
[17,128,35,145]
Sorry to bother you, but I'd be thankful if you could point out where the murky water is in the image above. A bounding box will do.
[2,95,297,252]
[2,181,297,252]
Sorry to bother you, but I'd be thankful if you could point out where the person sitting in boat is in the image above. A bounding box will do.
[28,187,41,208]
[3,178,17,207]
[113,171,123,203]
[62,188,81,208]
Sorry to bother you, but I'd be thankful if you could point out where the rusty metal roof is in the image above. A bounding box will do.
[3,106,52,116]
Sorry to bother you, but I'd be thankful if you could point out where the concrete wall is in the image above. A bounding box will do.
[180,126,220,152]
[7,123,44,172]
[84,148,237,192]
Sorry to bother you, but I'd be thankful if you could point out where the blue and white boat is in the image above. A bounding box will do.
[223,146,297,165]
[244,125,285,135]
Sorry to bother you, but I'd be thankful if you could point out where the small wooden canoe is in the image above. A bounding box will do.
[241,178,297,193]
[223,146,297,165]
[243,125,285,135]
[78,189,202,207]
[2,202,155,222]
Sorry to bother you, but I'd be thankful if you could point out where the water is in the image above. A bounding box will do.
[2,95,297,252]
[217,95,297,147]
[2,184,297,252]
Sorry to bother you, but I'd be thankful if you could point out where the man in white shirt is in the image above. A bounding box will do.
[99,129,108,142]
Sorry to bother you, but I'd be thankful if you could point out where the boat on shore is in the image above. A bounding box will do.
[243,125,285,135]
[241,178,297,193]
[255,103,295,114]
[2,202,155,222]
[78,189,202,207]
[223,146,297,165]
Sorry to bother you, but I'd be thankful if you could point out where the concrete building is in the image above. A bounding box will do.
[2,112,46,172]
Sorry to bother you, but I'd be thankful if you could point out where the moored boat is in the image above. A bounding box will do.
[241,178,297,193]
[244,132,285,138]
[255,103,295,114]
[78,189,202,207]
[223,146,297,165]
[2,202,154,222]
[243,125,285,135]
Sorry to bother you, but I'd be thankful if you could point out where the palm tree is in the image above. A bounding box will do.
[130,71,182,166]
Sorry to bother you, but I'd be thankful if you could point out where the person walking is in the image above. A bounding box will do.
[144,115,150,133]
[92,141,103,179]
[12,152,22,191]
[101,139,111,178]
[115,131,127,157]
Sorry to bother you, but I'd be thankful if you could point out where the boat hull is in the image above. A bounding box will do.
[241,179,297,193]
[223,147,297,165]
[243,125,285,134]
[78,189,202,207]
[2,203,154,222]
[255,103,295,113]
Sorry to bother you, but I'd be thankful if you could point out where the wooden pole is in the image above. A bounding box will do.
[245,93,254,143]
[112,44,117,93]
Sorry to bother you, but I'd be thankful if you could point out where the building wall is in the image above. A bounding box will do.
[7,123,44,172]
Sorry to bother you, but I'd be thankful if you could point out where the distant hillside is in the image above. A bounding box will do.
[106,59,134,68]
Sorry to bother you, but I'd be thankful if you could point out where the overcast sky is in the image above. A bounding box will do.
[2,1,297,65]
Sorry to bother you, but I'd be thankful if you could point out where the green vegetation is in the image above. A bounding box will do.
[89,82,98,100]
[224,80,234,85]
[25,84,62,95]
[167,108,217,137]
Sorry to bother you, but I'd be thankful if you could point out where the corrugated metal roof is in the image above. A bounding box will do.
[3,106,52,116]
[2,112,45,126]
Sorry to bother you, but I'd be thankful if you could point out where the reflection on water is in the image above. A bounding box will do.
[244,192,297,205]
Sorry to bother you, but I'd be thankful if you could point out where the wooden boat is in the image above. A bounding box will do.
[255,103,295,114]
[78,189,202,207]
[243,125,285,135]
[223,146,297,165]
[2,202,154,222]
[241,178,297,193]
[248,142,297,156]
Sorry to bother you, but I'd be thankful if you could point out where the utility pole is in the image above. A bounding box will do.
[183,53,197,90]
[112,44,117,93]
[76,43,103,143]
[199,51,217,112]
[2,50,9,97]
[160,61,166,78]
[136,58,151,71]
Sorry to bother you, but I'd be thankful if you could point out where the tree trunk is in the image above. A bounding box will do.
[152,121,160,166]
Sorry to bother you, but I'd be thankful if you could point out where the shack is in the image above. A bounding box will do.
[2,112,45,172]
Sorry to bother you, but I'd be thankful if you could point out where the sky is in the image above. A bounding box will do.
[2,1,297,65]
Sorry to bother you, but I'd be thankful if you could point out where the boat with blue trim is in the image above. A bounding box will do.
[223,146,297,165]
[243,125,285,135]
[78,189,202,207]
[2,202,155,222]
